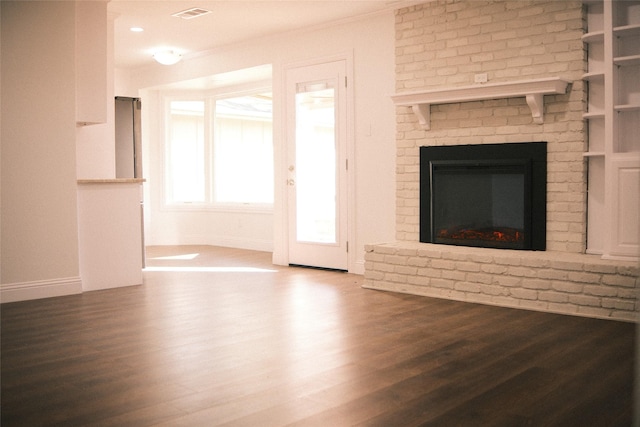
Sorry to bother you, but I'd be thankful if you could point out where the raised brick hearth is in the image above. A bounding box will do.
[363,0,639,322]
[364,242,638,321]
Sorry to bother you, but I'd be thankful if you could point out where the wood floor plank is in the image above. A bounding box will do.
[1,245,636,426]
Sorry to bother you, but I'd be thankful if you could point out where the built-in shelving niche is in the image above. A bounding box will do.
[583,0,640,260]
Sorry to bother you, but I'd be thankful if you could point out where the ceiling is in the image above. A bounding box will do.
[109,1,417,70]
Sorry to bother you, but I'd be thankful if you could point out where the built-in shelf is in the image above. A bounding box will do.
[583,111,605,119]
[391,77,571,130]
[613,54,640,66]
[613,24,640,37]
[582,72,604,81]
[615,104,640,112]
[583,151,605,157]
[582,31,605,43]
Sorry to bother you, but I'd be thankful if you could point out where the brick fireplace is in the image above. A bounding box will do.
[363,0,638,321]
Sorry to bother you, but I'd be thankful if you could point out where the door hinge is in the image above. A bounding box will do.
[346,241,349,253]
[345,76,348,87]
[346,159,348,170]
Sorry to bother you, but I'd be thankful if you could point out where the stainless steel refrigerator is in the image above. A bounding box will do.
[115,97,142,179]
[115,96,145,265]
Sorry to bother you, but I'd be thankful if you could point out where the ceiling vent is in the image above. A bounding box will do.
[172,7,212,20]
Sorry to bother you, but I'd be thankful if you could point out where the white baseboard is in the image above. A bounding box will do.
[1,276,82,303]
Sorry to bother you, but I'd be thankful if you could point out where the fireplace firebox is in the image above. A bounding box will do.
[420,142,546,250]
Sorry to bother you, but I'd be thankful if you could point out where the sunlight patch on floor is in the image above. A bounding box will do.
[143,266,278,273]
[147,253,200,261]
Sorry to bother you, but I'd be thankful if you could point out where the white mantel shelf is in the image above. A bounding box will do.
[392,77,571,129]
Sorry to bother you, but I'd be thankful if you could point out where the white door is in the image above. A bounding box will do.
[286,60,348,270]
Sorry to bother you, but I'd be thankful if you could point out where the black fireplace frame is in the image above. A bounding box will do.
[420,142,547,251]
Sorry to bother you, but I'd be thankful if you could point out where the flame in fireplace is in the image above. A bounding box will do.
[437,227,524,244]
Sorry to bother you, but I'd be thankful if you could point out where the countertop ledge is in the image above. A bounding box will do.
[78,178,146,184]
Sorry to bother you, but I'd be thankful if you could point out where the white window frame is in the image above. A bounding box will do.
[161,84,274,213]
[163,96,209,207]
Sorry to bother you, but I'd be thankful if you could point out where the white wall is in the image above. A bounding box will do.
[1,1,81,295]
[125,12,397,273]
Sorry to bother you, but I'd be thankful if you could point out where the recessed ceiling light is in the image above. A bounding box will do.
[130,27,144,32]
[172,7,212,20]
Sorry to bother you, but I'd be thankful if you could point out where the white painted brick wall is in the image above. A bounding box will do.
[394,0,586,252]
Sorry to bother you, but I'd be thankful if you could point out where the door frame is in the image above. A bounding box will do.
[275,52,355,272]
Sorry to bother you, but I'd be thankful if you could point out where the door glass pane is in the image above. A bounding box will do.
[295,83,336,244]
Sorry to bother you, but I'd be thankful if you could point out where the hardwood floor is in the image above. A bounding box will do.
[1,245,636,426]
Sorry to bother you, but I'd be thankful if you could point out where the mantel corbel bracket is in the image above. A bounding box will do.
[392,77,570,130]
[526,93,544,124]
[411,104,431,130]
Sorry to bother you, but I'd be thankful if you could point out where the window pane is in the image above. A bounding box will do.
[214,94,273,204]
[167,100,205,203]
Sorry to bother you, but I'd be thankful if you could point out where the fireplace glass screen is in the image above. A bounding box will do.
[420,142,546,251]
[431,160,529,249]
